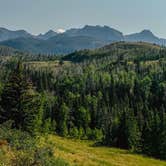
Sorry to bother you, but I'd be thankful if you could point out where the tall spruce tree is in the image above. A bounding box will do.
[57,103,69,136]
[0,61,43,133]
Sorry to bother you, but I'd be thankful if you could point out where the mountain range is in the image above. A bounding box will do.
[0,25,165,54]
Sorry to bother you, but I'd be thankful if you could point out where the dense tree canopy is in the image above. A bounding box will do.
[0,42,166,160]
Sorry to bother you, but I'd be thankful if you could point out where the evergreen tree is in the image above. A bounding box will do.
[76,106,91,132]
[0,61,43,133]
[57,103,69,136]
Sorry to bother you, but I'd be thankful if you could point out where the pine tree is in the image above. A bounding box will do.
[58,103,69,136]
[0,61,43,133]
[76,106,91,132]
[159,107,166,159]
[0,61,25,128]
[21,85,44,134]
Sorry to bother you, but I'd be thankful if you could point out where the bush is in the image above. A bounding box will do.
[14,147,69,166]
[69,127,79,138]
[87,128,103,141]
[0,122,69,166]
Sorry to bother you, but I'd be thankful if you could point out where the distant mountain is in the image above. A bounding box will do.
[46,34,104,54]
[0,25,124,54]
[65,25,124,42]
[0,35,104,54]
[0,25,166,54]
[0,27,32,42]
[125,30,166,45]
[0,37,47,53]
[37,30,58,40]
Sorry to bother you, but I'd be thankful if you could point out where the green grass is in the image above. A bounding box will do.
[0,130,166,165]
[40,135,166,166]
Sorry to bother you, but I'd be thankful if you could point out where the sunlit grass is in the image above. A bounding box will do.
[0,131,166,165]
[45,135,166,166]
[25,60,71,68]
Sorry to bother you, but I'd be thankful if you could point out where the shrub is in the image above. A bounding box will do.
[0,122,69,166]
[87,128,103,141]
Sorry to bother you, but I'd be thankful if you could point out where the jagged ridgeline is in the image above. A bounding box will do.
[1,25,166,55]
[0,42,166,165]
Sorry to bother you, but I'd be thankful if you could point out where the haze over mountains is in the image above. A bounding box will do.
[37,30,58,40]
[0,25,166,54]
[0,27,32,42]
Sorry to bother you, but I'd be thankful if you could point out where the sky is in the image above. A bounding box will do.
[0,0,166,37]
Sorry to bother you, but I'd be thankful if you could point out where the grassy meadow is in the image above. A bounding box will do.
[42,135,166,166]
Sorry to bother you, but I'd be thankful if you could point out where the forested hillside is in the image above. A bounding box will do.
[0,42,166,165]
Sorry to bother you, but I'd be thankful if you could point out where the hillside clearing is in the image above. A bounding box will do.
[42,135,166,166]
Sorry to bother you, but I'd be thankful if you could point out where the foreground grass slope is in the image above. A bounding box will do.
[44,135,166,166]
[1,132,166,166]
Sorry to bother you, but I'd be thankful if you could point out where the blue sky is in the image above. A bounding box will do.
[0,0,166,37]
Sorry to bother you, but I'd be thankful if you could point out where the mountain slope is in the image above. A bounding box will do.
[46,34,104,53]
[0,27,32,42]
[0,25,123,54]
[125,30,166,45]
[65,25,124,42]
[62,41,161,62]
[0,35,104,54]
[37,30,58,40]
[0,26,166,54]
[0,37,46,53]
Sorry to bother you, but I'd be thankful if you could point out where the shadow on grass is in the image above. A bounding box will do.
[90,141,136,155]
